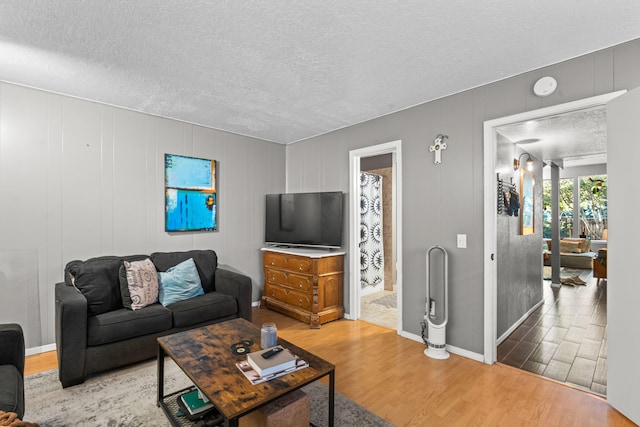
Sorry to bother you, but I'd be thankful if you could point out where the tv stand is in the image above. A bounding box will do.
[260,247,345,328]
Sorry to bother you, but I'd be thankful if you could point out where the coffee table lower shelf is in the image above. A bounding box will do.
[159,387,224,427]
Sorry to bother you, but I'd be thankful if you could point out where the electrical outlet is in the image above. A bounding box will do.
[457,234,467,248]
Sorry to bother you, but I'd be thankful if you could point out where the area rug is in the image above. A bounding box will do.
[543,266,591,285]
[24,359,393,427]
[369,293,397,309]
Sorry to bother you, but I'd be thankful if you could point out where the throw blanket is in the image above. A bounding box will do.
[0,411,39,427]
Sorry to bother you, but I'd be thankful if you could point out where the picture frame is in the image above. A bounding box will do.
[520,168,534,235]
[165,153,217,232]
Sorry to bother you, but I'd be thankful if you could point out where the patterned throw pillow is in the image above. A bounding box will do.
[123,258,159,310]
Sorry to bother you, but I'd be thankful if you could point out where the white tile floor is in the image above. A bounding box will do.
[359,288,397,329]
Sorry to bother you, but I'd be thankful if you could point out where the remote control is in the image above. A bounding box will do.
[261,346,283,359]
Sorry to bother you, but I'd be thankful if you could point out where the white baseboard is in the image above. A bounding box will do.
[251,300,261,307]
[497,299,544,345]
[400,331,484,362]
[400,330,422,343]
[26,343,56,356]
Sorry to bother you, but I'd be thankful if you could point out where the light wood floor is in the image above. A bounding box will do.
[26,308,635,426]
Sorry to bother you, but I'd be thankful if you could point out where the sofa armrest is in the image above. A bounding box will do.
[55,282,88,387]
[215,266,252,322]
[0,323,25,376]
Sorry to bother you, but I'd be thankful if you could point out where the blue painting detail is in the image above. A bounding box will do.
[165,155,213,189]
[165,154,217,232]
[166,190,216,231]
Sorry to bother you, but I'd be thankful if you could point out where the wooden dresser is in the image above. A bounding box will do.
[261,247,345,328]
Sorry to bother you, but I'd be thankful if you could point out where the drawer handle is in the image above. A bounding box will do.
[285,290,289,295]
[271,260,275,265]
[271,275,276,280]
[271,292,275,297]
[299,281,303,288]
[299,299,303,305]
[298,265,303,271]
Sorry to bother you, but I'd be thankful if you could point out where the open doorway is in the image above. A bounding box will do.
[359,154,397,328]
[483,91,625,393]
[348,140,403,333]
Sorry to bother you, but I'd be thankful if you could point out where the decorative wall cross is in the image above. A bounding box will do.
[429,134,448,165]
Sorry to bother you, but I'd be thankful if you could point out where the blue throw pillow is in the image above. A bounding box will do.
[158,258,204,306]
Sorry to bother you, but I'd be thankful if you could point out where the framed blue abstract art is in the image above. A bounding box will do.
[165,153,217,232]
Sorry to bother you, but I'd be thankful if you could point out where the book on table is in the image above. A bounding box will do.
[236,355,308,385]
[247,346,297,377]
[179,388,214,416]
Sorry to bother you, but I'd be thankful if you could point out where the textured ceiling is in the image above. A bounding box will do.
[496,106,608,167]
[0,1,639,144]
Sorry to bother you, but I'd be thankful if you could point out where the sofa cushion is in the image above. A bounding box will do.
[119,258,159,310]
[580,238,591,252]
[546,238,591,254]
[158,258,205,306]
[560,240,583,253]
[87,304,172,346]
[66,255,148,315]
[167,291,238,328]
[151,250,217,293]
[0,364,23,418]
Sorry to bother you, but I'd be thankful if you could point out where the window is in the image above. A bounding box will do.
[543,175,608,240]
[578,175,607,240]
[543,178,574,239]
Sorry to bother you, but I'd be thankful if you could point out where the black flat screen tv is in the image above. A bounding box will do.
[265,191,343,249]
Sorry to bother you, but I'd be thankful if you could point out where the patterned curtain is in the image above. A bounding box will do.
[360,172,384,295]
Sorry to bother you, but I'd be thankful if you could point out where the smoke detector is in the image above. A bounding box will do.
[533,76,557,97]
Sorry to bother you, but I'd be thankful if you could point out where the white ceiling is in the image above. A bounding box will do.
[496,106,608,167]
[1,1,639,144]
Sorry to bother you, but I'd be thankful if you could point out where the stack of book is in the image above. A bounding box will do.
[178,387,217,421]
[236,346,308,385]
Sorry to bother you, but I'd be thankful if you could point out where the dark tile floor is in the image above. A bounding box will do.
[497,271,607,396]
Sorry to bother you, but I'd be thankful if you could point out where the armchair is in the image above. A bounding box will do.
[0,323,25,420]
[594,248,607,285]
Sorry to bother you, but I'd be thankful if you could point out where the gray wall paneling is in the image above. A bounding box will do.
[285,38,640,355]
[0,82,285,347]
[496,141,544,339]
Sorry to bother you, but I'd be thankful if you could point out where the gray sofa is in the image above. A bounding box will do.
[0,323,24,419]
[55,250,252,388]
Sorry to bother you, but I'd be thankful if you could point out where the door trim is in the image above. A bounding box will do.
[349,140,403,333]
[482,91,625,364]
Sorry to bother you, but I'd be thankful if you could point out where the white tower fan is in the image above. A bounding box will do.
[424,245,450,359]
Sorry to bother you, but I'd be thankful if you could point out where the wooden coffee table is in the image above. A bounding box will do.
[157,318,335,427]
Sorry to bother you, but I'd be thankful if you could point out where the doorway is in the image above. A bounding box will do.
[348,140,403,333]
[359,154,396,328]
[483,90,625,365]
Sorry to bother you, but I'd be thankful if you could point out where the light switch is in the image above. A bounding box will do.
[457,234,467,248]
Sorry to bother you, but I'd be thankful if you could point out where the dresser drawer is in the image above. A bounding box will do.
[264,252,313,274]
[264,283,312,311]
[265,268,313,292]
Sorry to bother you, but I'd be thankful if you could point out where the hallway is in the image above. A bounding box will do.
[498,271,607,395]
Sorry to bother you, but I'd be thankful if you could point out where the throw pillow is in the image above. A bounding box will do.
[158,258,204,306]
[560,240,582,254]
[150,250,217,293]
[119,258,159,310]
[580,238,591,253]
[70,257,131,315]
